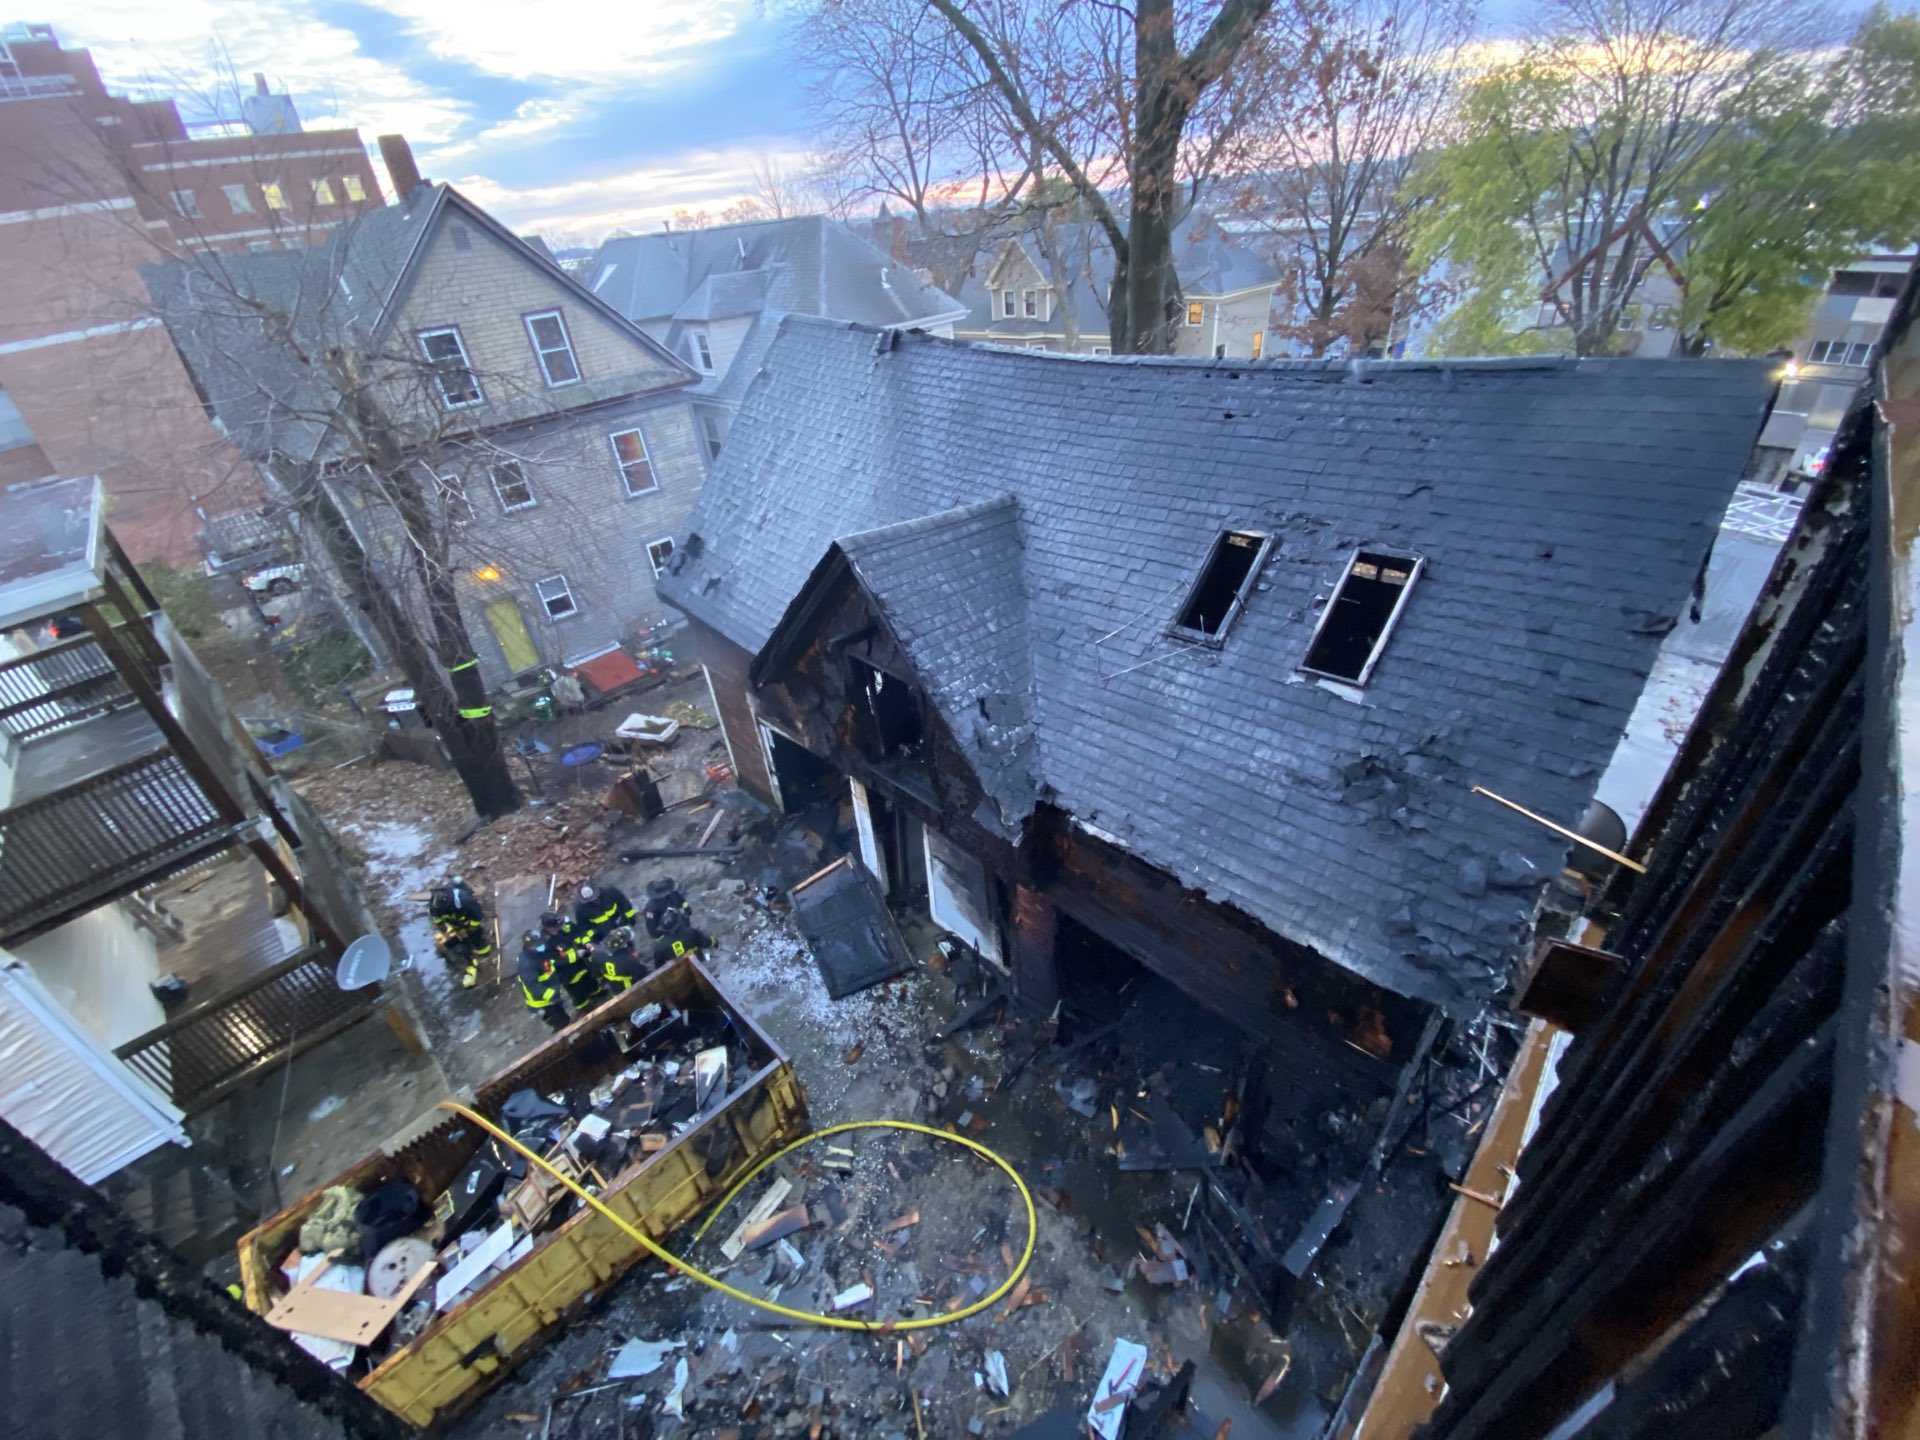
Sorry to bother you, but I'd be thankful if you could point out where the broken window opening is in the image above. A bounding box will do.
[1299,548,1423,686]
[1170,531,1271,644]
[851,657,924,761]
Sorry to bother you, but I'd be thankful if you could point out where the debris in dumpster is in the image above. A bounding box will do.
[299,1185,361,1255]
[695,1045,730,1109]
[266,1255,436,1347]
[608,1336,682,1379]
[367,1236,436,1299]
[435,1221,515,1310]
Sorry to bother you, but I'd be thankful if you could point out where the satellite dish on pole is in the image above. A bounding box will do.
[336,934,393,991]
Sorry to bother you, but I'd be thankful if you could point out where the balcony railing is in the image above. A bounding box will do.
[0,634,130,743]
[0,749,229,940]
[114,944,379,1114]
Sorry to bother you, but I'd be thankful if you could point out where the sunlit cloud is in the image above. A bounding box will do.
[452,144,817,245]
[376,0,756,84]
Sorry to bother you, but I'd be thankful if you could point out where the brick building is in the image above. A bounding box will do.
[0,24,386,565]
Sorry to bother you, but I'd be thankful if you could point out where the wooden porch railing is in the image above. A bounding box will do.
[0,749,228,939]
[114,944,380,1114]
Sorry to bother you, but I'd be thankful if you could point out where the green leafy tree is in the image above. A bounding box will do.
[1411,0,1919,358]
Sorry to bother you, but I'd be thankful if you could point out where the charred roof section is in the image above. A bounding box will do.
[663,322,1773,1010]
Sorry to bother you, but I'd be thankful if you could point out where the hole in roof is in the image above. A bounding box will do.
[1171,531,1270,644]
[1300,550,1423,686]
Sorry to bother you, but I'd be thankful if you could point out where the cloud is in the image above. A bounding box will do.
[55,0,472,147]
[450,144,816,245]
[379,0,757,85]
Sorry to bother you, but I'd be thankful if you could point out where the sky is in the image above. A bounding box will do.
[44,1,819,248]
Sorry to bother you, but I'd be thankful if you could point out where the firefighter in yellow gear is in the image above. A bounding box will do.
[650,909,713,967]
[541,910,603,1011]
[601,926,643,992]
[573,881,637,946]
[516,931,568,1030]
[428,876,492,989]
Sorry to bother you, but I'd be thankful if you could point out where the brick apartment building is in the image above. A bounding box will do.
[0,24,386,564]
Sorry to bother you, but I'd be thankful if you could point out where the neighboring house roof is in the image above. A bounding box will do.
[661,319,1772,1011]
[958,213,1280,338]
[588,215,966,332]
[0,1201,348,1440]
[147,184,695,465]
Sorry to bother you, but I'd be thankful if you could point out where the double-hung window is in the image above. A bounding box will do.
[525,310,580,386]
[535,574,577,620]
[692,331,715,371]
[419,327,483,409]
[610,428,656,495]
[647,537,675,577]
[491,461,535,512]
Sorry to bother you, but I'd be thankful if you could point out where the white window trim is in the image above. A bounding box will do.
[221,182,253,215]
[646,536,675,577]
[1185,301,1204,328]
[524,308,581,389]
[1023,289,1039,318]
[490,462,536,513]
[700,412,724,461]
[692,331,715,372]
[418,326,484,409]
[1001,289,1016,318]
[534,573,578,620]
[609,427,658,496]
[169,188,200,219]
[1297,548,1425,688]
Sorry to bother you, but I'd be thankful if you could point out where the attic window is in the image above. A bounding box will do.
[1170,531,1271,644]
[851,657,924,761]
[1300,549,1424,686]
[452,225,472,252]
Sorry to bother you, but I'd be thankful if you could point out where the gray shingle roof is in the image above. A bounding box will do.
[589,216,965,330]
[661,319,1772,1010]
[833,497,1038,830]
[0,1202,349,1439]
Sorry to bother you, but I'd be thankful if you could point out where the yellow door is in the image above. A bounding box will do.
[486,598,539,673]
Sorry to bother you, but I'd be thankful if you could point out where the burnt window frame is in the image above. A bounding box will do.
[1167,529,1273,647]
[1297,546,1425,687]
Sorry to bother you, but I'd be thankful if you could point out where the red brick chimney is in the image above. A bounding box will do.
[377,134,424,197]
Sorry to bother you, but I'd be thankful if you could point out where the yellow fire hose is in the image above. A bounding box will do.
[437,1101,1036,1332]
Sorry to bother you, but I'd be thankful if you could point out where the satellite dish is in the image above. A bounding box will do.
[336,934,394,991]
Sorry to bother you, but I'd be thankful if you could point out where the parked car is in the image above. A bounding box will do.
[243,562,305,597]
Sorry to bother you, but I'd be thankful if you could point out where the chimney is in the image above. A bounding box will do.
[253,72,269,96]
[378,134,425,198]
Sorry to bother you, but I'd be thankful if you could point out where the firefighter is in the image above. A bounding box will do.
[650,907,713,968]
[542,909,603,1012]
[573,881,638,946]
[642,876,690,939]
[428,876,492,989]
[516,930,568,1030]
[601,926,644,992]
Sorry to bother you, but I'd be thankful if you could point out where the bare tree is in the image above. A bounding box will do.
[791,0,1050,295]
[1229,0,1476,356]
[924,0,1279,353]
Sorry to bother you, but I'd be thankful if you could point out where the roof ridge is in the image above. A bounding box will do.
[837,494,1020,556]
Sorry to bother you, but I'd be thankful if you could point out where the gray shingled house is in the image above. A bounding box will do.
[586,216,966,462]
[150,168,707,691]
[661,319,1772,1083]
